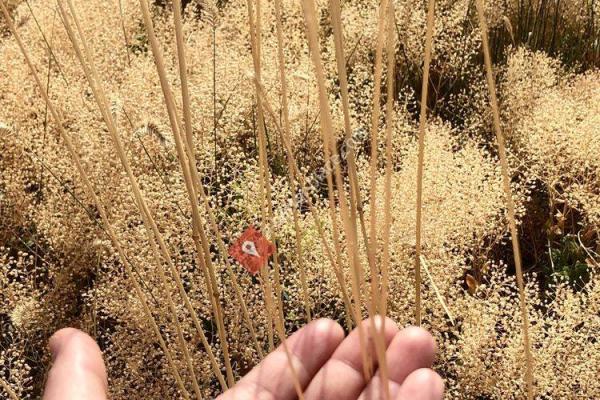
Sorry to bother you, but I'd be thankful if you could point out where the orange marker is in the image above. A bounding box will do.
[229,226,275,275]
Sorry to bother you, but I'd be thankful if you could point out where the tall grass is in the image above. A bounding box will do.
[475,0,534,396]
[0,2,191,397]
[414,0,436,328]
[1,0,599,398]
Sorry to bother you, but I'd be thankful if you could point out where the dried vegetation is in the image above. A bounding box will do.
[0,0,599,399]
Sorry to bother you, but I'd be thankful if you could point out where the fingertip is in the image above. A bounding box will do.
[385,326,438,385]
[49,328,84,360]
[370,316,400,343]
[398,326,437,360]
[412,368,444,393]
[50,327,102,354]
[307,318,345,346]
[44,328,107,400]
[48,328,106,384]
[353,316,400,348]
[398,368,444,399]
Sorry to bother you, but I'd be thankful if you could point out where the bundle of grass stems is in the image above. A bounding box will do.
[0,0,536,398]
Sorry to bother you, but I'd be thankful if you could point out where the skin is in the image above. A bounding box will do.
[44,317,444,400]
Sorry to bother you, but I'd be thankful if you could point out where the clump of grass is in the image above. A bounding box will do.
[0,0,599,399]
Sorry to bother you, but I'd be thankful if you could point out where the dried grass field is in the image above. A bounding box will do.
[0,0,599,398]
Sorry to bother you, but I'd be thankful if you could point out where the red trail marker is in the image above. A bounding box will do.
[228,226,275,275]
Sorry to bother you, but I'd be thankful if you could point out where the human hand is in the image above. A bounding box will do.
[44,318,443,400]
[218,317,444,400]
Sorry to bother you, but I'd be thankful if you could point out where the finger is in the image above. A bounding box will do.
[395,368,444,400]
[385,326,436,384]
[358,326,438,399]
[218,318,344,400]
[304,316,399,400]
[43,328,108,400]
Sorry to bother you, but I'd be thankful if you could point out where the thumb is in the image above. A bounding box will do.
[43,328,108,400]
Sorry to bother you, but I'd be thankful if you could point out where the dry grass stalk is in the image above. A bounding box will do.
[57,1,203,396]
[326,0,377,333]
[257,0,288,354]
[173,0,193,160]
[273,0,312,324]
[0,3,190,397]
[414,0,436,327]
[255,77,366,400]
[23,0,68,86]
[253,78,355,329]
[246,0,304,396]
[475,0,535,397]
[366,0,389,314]
[420,256,455,325]
[328,0,368,306]
[138,0,238,387]
[245,0,276,351]
[172,0,230,390]
[118,0,131,66]
[301,0,370,380]
[179,116,265,361]
[371,3,398,398]
[298,0,353,335]
[381,0,396,323]
[181,123,265,361]
[170,0,264,362]
[327,0,395,391]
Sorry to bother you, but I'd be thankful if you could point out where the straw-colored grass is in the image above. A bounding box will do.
[1,0,599,399]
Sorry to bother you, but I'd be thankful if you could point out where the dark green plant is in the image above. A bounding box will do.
[546,234,591,290]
